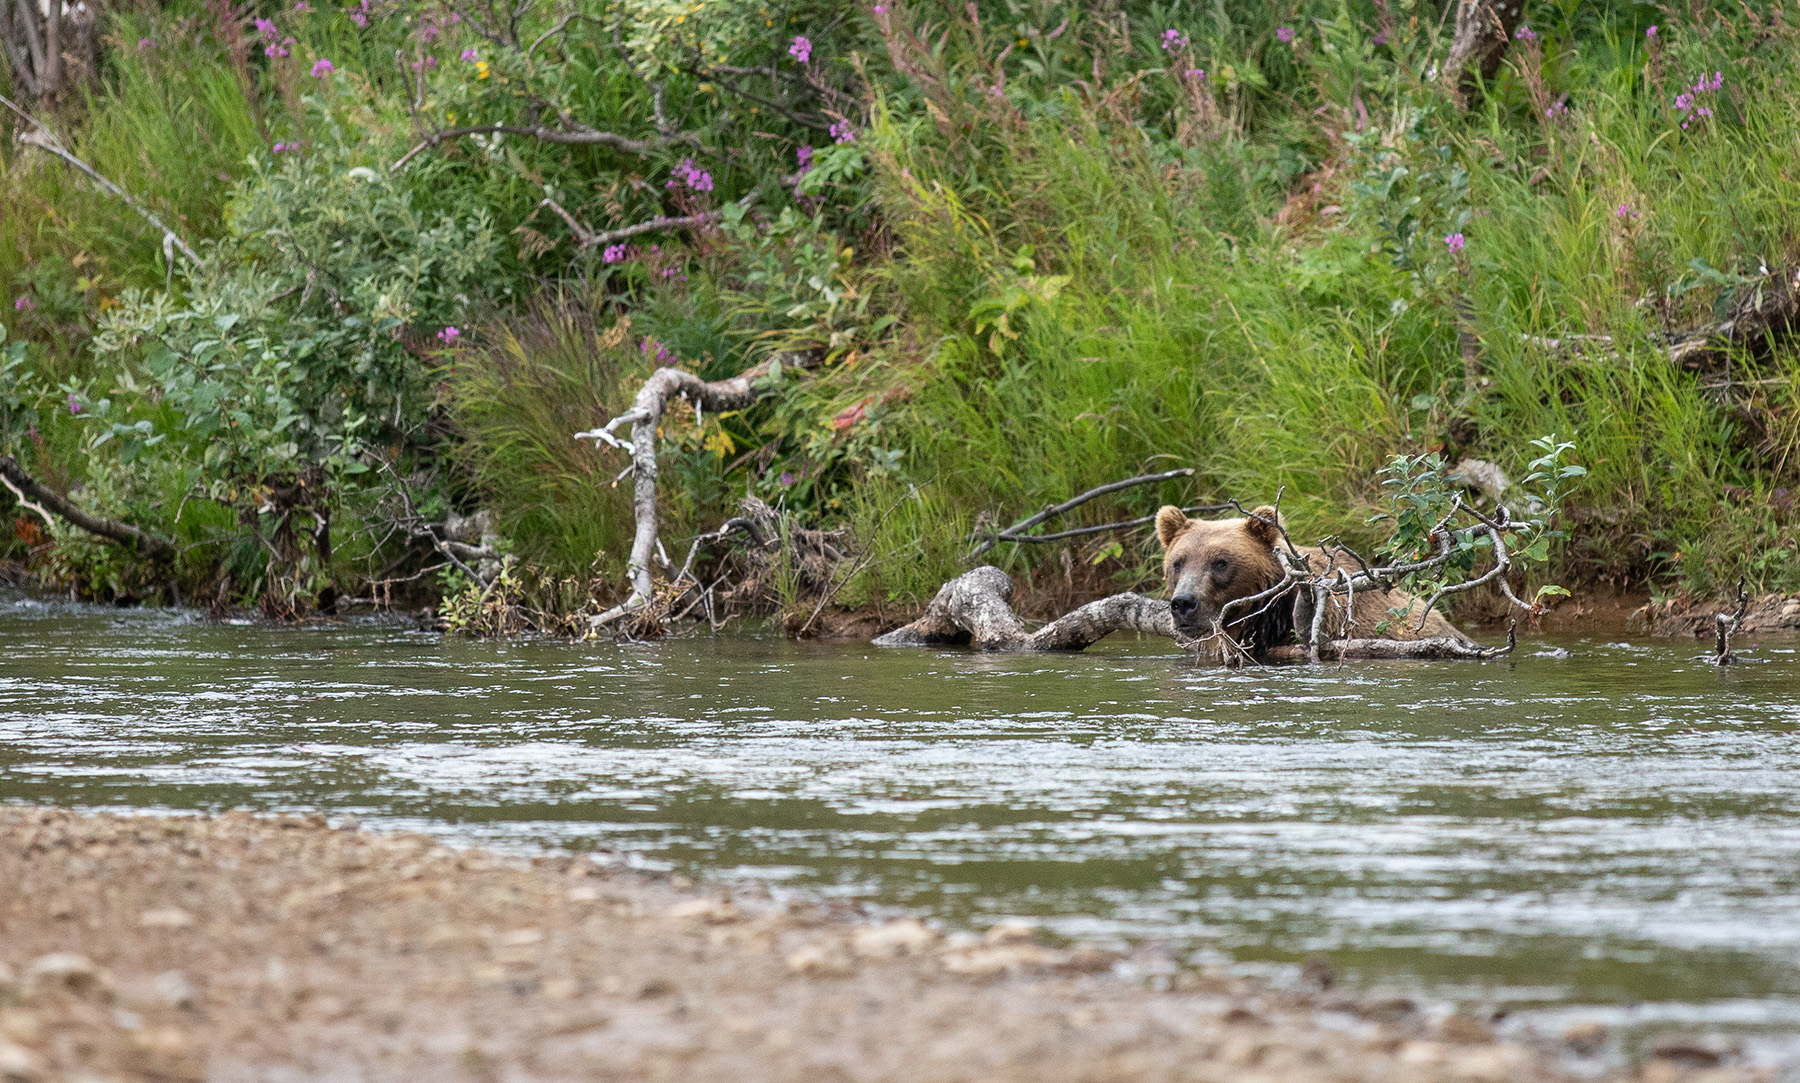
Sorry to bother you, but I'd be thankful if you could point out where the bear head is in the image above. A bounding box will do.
[1155,505,1287,641]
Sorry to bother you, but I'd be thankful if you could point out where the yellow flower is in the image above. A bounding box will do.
[475,60,489,79]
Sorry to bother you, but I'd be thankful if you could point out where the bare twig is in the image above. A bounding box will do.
[1,93,201,264]
[536,191,755,251]
[1714,577,1750,665]
[970,468,1199,555]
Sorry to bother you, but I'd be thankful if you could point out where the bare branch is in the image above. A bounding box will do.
[1,93,201,264]
[970,468,1200,555]
[0,454,176,561]
[537,191,756,251]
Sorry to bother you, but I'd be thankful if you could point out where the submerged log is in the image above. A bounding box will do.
[874,566,1513,661]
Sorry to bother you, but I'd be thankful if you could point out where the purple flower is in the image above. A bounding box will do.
[436,326,460,344]
[872,4,884,11]
[1184,67,1204,79]
[797,144,814,167]
[311,58,335,77]
[347,0,370,27]
[1372,30,1387,46]
[1616,203,1637,219]
[295,1,313,11]
[254,17,278,37]
[1161,28,1189,51]
[66,393,81,415]
[666,157,714,193]
[461,48,478,61]
[1445,232,1465,254]
[1514,24,1536,40]
[779,471,795,486]
[788,35,812,64]
[1646,24,1658,38]
[1275,25,1295,43]
[273,142,289,154]
[13,295,33,311]
[829,120,855,144]
[137,37,154,50]
[602,244,628,263]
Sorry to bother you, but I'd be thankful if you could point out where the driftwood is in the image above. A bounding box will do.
[1713,579,1749,665]
[873,566,1511,661]
[575,352,814,626]
[0,454,176,561]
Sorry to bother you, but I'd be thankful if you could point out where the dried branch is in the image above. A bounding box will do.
[970,468,1201,555]
[391,116,702,171]
[536,191,755,251]
[574,350,818,626]
[1,93,201,265]
[0,454,176,561]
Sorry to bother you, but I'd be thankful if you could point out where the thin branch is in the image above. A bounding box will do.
[1,93,201,264]
[970,468,1197,555]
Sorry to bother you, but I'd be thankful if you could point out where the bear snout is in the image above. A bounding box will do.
[1169,592,1201,627]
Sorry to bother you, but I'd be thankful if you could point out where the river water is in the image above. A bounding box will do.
[4,589,1800,1055]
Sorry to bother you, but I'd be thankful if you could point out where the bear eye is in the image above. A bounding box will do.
[1210,557,1230,574]
[1170,557,1185,574]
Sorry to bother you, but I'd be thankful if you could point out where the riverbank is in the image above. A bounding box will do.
[0,807,1765,1083]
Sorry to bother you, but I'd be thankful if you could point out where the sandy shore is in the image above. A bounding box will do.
[0,806,1762,1083]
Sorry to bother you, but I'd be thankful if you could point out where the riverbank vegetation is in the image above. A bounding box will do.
[2,0,1797,629]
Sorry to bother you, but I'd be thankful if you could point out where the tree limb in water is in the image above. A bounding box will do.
[874,566,1514,660]
[0,454,176,561]
[574,351,816,627]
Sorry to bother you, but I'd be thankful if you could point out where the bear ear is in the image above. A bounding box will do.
[1154,505,1192,550]
[1243,505,1283,548]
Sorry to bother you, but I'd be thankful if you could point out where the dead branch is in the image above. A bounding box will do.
[1,93,201,265]
[1714,578,1750,665]
[536,191,755,251]
[574,353,817,626]
[873,566,1514,660]
[0,454,176,561]
[391,116,703,170]
[0,0,97,104]
[1523,267,1800,367]
[970,468,1203,555]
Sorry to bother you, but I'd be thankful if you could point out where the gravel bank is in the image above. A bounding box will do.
[0,807,1759,1082]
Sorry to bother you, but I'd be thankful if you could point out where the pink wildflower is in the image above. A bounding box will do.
[66,393,81,415]
[1445,232,1465,254]
[13,295,33,311]
[461,48,478,61]
[436,326,460,344]
[311,57,335,77]
[1275,26,1295,43]
[602,244,628,263]
[788,36,812,64]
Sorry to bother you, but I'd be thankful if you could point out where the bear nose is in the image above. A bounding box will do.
[1170,593,1199,623]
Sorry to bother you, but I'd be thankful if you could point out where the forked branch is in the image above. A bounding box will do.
[0,454,176,561]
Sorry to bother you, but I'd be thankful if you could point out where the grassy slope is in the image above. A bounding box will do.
[5,1,1799,610]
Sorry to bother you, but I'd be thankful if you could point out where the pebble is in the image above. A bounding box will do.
[25,953,105,998]
[151,970,199,1011]
[138,908,194,929]
[1562,1019,1607,1056]
[851,919,939,959]
[784,942,856,978]
[0,1038,43,1083]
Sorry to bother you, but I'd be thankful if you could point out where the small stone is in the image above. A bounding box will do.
[1440,1013,1495,1044]
[151,970,198,1011]
[567,885,603,903]
[25,953,105,998]
[1562,1019,1607,1056]
[335,814,360,832]
[1647,1034,1733,1068]
[138,908,194,929]
[666,899,742,924]
[1222,1007,1267,1026]
[785,943,855,978]
[851,919,939,959]
[982,920,1036,945]
[1299,956,1337,990]
[0,1038,43,1083]
[637,978,675,999]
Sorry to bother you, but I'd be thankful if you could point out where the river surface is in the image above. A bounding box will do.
[4,589,1800,1055]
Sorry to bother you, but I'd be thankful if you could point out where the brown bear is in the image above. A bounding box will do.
[1154,504,1474,653]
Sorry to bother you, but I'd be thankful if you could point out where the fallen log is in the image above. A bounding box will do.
[873,566,1514,660]
[0,454,175,561]
[574,351,814,627]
